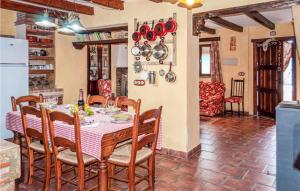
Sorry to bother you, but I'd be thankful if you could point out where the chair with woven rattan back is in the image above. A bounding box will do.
[87,94,109,108]
[19,105,51,190]
[108,106,162,191]
[46,110,98,191]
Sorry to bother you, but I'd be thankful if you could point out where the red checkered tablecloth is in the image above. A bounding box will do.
[5,106,162,160]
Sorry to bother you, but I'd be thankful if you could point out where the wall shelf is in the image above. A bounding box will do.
[77,25,128,34]
[26,29,55,36]
[29,42,54,48]
[72,38,128,49]
[29,69,54,74]
[29,56,55,60]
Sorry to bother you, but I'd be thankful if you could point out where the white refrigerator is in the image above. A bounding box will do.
[0,37,28,139]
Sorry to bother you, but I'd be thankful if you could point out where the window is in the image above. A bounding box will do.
[199,44,211,77]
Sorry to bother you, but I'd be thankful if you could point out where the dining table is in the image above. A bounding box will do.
[5,104,162,191]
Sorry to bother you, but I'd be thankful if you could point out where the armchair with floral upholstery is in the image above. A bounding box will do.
[199,81,225,116]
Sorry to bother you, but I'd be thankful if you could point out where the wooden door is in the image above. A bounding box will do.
[253,40,283,118]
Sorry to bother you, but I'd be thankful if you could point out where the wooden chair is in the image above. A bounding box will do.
[11,94,44,111]
[114,97,141,148]
[11,94,44,182]
[46,110,98,191]
[19,105,52,190]
[87,94,109,107]
[115,96,141,114]
[108,106,162,191]
[224,78,245,116]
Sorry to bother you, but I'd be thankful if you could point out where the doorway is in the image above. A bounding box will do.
[253,37,296,118]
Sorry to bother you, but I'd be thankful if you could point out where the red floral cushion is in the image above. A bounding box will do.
[199,81,225,116]
[98,79,111,97]
[225,96,242,103]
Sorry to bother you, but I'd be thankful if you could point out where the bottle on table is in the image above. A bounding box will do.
[108,93,115,108]
[78,88,85,111]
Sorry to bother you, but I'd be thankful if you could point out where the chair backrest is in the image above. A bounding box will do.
[130,106,162,165]
[20,105,50,154]
[230,78,245,98]
[199,81,225,100]
[46,110,84,166]
[98,79,112,97]
[87,94,109,107]
[115,96,141,114]
[11,94,44,111]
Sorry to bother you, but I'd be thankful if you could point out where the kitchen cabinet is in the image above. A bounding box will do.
[87,45,111,95]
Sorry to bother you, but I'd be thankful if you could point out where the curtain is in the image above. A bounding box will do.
[210,41,223,82]
[283,41,292,71]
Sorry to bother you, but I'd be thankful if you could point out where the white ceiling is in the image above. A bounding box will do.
[206,8,293,29]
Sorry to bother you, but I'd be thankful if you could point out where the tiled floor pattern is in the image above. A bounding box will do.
[16,115,276,191]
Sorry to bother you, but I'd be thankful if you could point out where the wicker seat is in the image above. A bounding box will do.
[108,106,162,191]
[109,144,152,165]
[47,110,98,191]
[29,141,64,153]
[57,149,97,165]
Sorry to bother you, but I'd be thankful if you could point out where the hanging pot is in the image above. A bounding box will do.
[153,42,168,61]
[140,22,150,37]
[141,41,152,59]
[165,18,177,33]
[146,20,157,42]
[165,62,176,83]
[154,19,167,37]
[131,43,143,56]
[132,22,141,42]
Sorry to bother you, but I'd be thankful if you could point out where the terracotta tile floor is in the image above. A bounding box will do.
[16,115,276,191]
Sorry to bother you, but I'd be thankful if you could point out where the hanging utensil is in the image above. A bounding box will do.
[133,61,143,73]
[153,41,168,62]
[154,19,167,37]
[132,22,141,42]
[148,71,156,84]
[131,43,143,57]
[140,64,148,80]
[159,69,165,77]
[140,22,150,38]
[165,18,177,35]
[146,20,157,42]
[141,41,152,61]
[165,62,176,83]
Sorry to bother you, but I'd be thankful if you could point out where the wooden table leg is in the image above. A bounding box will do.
[99,159,108,191]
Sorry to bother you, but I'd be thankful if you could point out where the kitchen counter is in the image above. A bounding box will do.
[276,104,300,191]
[30,88,64,104]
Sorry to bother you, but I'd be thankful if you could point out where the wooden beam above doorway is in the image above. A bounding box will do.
[245,11,275,30]
[22,0,94,15]
[209,16,243,32]
[200,26,216,34]
[0,0,65,18]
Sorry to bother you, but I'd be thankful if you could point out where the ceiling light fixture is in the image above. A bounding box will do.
[164,0,203,9]
[67,15,86,32]
[35,10,57,28]
[57,19,75,35]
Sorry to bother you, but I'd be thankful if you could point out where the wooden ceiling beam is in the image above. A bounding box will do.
[200,26,216,34]
[22,0,94,15]
[91,0,124,10]
[194,0,300,18]
[209,16,243,32]
[0,0,65,18]
[245,11,275,30]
